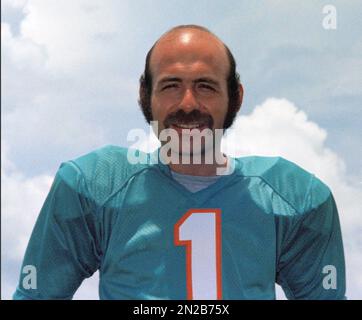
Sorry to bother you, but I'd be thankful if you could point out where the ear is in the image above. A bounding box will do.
[236,83,244,112]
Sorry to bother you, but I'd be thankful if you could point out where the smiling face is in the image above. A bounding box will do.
[149,28,230,156]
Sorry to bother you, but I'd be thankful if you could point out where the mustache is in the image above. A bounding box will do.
[163,109,214,129]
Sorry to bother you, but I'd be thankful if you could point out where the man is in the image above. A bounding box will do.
[14,25,346,300]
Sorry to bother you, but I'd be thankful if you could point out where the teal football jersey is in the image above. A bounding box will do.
[13,145,346,299]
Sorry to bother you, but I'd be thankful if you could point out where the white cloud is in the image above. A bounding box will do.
[18,0,130,74]
[1,10,137,174]
[1,22,46,69]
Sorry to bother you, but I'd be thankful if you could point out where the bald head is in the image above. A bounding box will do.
[150,26,229,79]
[139,25,242,129]
[150,26,229,83]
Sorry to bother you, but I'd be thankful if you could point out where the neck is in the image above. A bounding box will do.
[168,150,228,176]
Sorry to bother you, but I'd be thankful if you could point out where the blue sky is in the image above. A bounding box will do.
[2,0,361,299]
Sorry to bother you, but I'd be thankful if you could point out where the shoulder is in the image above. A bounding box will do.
[235,155,332,215]
[57,145,150,205]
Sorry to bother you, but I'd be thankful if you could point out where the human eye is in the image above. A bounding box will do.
[198,83,216,91]
[162,83,179,91]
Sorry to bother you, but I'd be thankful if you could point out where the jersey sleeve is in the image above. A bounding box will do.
[13,162,102,300]
[275,176,346,299]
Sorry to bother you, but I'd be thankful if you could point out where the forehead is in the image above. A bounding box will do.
[150,30,230,81]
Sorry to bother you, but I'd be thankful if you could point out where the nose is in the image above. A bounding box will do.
[179,88,199,113]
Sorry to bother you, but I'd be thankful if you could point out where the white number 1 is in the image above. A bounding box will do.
[174,209,222,300]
